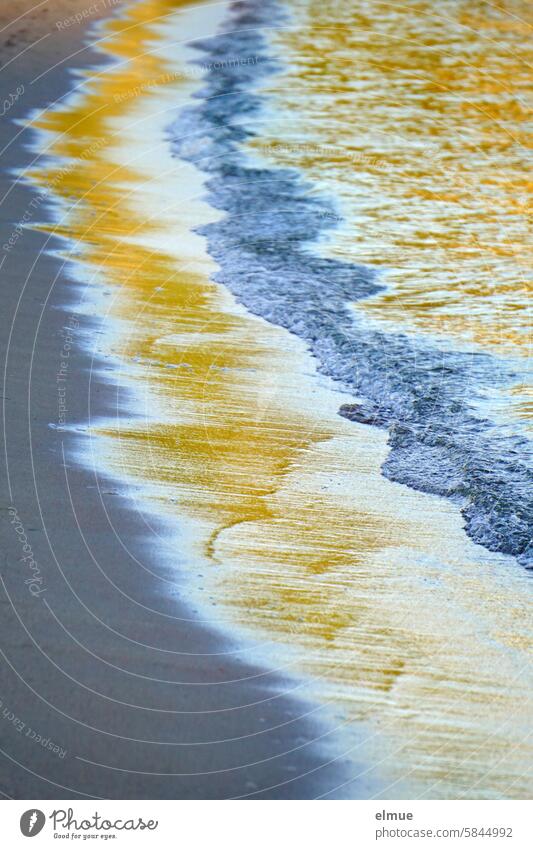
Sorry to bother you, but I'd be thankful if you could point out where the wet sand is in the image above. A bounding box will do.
[30,0,533,800]
[0,0,356,799]
[1,0,531,802]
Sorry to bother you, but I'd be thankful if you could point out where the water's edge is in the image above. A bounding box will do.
[170,0,532,567]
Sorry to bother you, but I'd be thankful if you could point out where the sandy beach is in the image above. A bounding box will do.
[0,0,356,799]
[0,0,531,803]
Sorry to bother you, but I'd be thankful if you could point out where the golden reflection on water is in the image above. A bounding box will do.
[32,0,533,798]
[250,0,532,373]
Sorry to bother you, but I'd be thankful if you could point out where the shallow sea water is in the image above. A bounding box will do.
[253,0,532,356]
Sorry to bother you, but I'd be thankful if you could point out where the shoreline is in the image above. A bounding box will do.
[1,0,531,802]
[0,0,355,800]
[33,0,533,800]
[174,0,531,567]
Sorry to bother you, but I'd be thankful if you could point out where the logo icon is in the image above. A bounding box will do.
[20,809,45,837]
